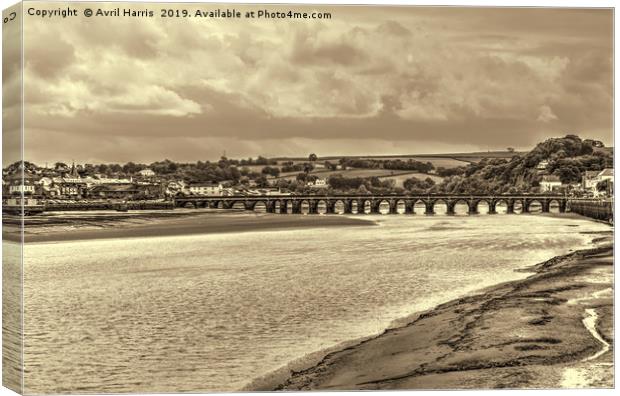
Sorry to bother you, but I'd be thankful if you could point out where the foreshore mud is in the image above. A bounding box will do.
[3,211,376,243]
[272,232,613,390]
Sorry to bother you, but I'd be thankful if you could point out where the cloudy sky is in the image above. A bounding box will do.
[13,3,613,165]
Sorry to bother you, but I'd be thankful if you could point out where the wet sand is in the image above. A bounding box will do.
[3,210,376,243]
[273,232,613,390]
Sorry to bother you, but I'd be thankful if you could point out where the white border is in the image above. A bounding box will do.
[0,1,616,396]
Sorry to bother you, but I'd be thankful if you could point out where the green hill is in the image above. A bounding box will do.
[436,135,612,194]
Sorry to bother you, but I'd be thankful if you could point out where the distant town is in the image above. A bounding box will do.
[1,136,614,209]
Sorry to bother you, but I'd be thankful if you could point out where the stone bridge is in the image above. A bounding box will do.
[174,194,569,215]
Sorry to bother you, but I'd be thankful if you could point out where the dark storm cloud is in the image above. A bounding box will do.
[19,3,613,165]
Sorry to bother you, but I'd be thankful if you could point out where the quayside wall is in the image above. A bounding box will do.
[568,199,613,223]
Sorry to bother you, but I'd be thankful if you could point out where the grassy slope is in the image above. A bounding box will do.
[274,168,444,187]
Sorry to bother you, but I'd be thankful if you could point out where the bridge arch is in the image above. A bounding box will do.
[548,199,561,213]
[334,199,346,214]
[452,199,469,215]
[413,199,427,215]
[476,199,490,215]
[527,199,543,213]
[231,201,246,210]
[494,199,509,214]
[377,199,390,215]
[183,201,196,209]
[396,199,406,214]
[433,199,448,215]
[252,201,267,213]
[351,200,359,214]
[300,200,310,215]
[316,199,328,215]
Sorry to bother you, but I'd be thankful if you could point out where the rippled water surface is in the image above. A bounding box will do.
[22,214,608,392]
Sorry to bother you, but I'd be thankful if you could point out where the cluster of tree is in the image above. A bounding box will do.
[338,158,434,173]
[327,175,396,194]
[281,161,315,173]
[51,161,130,175]
[261,166,280,177]
[327,174,367,190]
[382,159,434,173]
[323,161,338,171]
[176,161,243,183]
[338,158,382,169]
[238,156,278,166]
[403,176,436,193]
[435,166,466,177]
[295,173,318,183]
[522,134,599,168]
[3,161,38,174]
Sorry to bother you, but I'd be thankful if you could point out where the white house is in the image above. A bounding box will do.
[139,168,156,177]
[536,160,549,170]
[598,168,614,182]
[540,175,562,192]
[166,180,186,195]
[188,182,223,196]
[9,182,35,195]
[582,168,614,196]
[597,168,614,196]
[582,170,600,191]
[38,177,54,187]
[7,173,38,195]
[307,178,328,188]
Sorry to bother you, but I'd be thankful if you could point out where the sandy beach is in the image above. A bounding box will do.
[3,210,376,243]
[272,231,614,390]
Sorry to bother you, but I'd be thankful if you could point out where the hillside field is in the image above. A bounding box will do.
[274,167,444,188]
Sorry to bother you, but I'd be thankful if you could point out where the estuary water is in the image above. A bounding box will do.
[21,214,608,393]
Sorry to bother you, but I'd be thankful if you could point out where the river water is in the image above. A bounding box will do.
[21,214,607,393]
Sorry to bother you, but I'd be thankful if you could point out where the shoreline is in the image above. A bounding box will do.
[264,231,613,390]
[3,211,377,243]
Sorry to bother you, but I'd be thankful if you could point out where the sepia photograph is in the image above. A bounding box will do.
[1,0,615,394]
